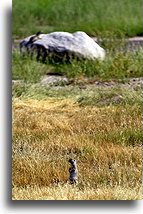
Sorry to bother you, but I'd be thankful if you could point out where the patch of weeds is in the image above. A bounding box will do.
[12,50,49,83]
[13,45,143,83]
[55,49,142,80]
[97,31,127,53]
[114,128,142,146]
[12,84,29,98]
[76,86,142,107]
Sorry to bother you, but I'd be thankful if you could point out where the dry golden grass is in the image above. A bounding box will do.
[12,184,142,200]
[12,98,142,200]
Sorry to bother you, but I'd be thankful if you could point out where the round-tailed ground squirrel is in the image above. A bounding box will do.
[68,159,78,184]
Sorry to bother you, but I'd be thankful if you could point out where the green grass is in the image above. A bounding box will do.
[12,48,143,83]
[12,0,143,39]
[12,83,142,108]
[76,86,142,107]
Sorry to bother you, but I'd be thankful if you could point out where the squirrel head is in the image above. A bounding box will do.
[68,159,76,165]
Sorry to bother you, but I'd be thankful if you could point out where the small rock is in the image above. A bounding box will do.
[40,75,68,86]
[12,80,24,85]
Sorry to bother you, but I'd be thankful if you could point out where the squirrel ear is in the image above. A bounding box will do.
[68,159,73,163]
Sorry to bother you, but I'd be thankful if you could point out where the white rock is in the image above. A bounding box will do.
[40,75,68,85]
[20,31,105,61]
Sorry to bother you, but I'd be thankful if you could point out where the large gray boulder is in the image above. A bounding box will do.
[20,31,105,61]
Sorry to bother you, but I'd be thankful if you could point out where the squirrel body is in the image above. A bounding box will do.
[68,159,77,184]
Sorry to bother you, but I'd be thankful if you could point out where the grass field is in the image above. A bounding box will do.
[12,97,142,200]
[12,0,143,39]
[12,0,142,200]
[12,35,143,201]
[12,84,142,200]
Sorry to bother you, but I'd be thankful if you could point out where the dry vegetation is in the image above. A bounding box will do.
[12,185,141,200]
[12,97,142,200]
